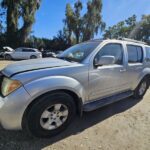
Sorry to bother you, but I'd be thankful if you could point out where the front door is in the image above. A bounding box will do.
[89,43,130,101]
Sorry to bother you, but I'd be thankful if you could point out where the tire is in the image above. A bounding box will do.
[23,92,76,138]
[5,54,12,60]
[30,55,37,59]
[133,78,149,99]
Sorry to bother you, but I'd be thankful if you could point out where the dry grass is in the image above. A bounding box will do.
[0,60,15,70]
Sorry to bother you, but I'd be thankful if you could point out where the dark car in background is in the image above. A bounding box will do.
[42,50,57,58]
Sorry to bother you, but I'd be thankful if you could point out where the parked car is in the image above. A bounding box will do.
[0,38,150,138]
[56,50,64,57]
[42,50,57,58]
[0,46,14,58]
[4,47,42,60]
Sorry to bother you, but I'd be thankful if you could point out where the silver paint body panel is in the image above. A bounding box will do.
[0,39,150,130]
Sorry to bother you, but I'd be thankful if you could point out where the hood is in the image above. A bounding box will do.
[2,58,73,77]
[3,46,14,52]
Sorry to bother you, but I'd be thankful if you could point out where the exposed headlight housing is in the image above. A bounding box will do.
[1,77,22,96]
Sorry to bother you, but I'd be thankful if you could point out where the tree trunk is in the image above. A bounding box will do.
[6,0,18,47]
[18,22,32,45]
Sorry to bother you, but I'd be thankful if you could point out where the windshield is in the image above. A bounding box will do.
[59,42,100,62]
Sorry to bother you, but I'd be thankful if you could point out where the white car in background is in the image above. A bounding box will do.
[4,47,42,60]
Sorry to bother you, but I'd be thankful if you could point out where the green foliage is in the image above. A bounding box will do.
[25,30,70,51]
[18,0,41,44]
[1,0,41,47]
[64,0,104,44]
[64,3,74,45]
[136,15,150,44]
[73,0,83,43]
[103,15,150,44]
[82,0,105,41]
[0,1,149,50]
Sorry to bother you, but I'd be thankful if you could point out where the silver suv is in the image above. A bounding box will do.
[0,38,150,138]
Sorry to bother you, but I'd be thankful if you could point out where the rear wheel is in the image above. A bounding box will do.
[23,92,76,138]
[5,54,12,60]
[30,55,37,59]
[133,78,149,99]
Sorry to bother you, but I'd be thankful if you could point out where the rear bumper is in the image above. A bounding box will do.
[0,87,31,130]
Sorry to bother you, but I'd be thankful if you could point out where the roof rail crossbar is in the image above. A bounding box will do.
[118,37,147,45]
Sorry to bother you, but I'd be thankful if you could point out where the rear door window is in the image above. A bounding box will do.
[127,45,143,63]
[22,49,35,52]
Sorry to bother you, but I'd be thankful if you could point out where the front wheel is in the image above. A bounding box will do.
[133,78,149,99]
[5,54,12,60]
[22,92,76,138]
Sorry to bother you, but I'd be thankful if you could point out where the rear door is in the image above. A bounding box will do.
[22,49,31,59]
[126,44,144,89]
[22,49,36,59]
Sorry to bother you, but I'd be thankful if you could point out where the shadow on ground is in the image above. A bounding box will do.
[0,97,142,150]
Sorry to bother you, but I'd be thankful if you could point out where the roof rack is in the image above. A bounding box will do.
[88,39,103,42]
[118,37,147,45]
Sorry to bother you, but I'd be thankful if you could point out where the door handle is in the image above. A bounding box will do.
[120,69,126,72]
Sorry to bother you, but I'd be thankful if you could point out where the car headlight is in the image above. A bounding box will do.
[1,77,22,96]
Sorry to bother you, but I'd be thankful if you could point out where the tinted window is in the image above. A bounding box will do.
[22,49,35,52]
[95,43,123,65]
[15,48,22,52]
[137,46,143,62]
[146,47,150,62]
[127,45,143,63]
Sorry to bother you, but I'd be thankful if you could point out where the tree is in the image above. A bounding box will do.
[0,8,5,34]
[1,0,41,47]
[82,0,105,41]
[137,15,150,43]
[103,15,150,44]
[64,0,105,44]
[103,15,137,39]
[64,3,74,45]
[73,0,83,43]
[51,30,70,50]
[1,0,19,46]
[18,0,41,45]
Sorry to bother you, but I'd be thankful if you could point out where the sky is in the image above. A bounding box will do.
[26,0,150,39]
[33,0,150,38]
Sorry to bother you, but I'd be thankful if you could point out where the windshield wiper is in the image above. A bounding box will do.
[57,56,76,62]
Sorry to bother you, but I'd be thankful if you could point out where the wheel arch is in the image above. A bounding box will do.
[22,89,83,129]
[143,74,150,85]
[4,53,12,59]
[135,71,150,89]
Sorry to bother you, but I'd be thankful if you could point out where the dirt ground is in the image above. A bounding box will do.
[0,60,150,150]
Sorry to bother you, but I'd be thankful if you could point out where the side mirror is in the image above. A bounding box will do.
[95,55,116,67]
